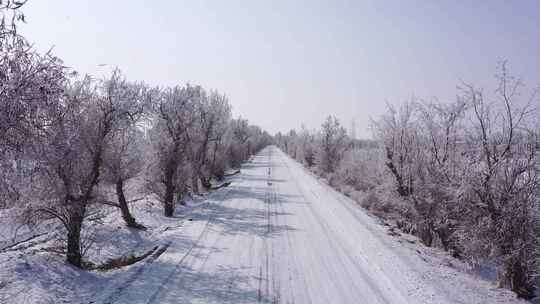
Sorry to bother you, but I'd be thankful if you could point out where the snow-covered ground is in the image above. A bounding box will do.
[0,146,526,303]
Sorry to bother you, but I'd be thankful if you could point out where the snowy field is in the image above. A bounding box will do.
[0,146,525,303]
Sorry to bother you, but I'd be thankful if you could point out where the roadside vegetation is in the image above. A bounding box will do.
[276,65,540,298]
[0,1,271,269]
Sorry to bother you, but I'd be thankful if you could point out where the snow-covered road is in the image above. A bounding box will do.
[102,146,522,304]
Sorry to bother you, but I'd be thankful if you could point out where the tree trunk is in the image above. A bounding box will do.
[210,142,220,176]
[164,184,175,217]
[191,175,199,194]
[385,147,410,196]
[163,154,178,217]
[66,203,85,267]
[504,259,534,298]
[115,180,141,228]
[417,221,434,247]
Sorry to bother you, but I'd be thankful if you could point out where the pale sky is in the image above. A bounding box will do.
[20,1,540,138]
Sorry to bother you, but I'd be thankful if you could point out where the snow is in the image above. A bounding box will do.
[0,146,526,303]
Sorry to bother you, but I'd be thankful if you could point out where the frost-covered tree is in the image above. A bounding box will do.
[247,125,272,157]
[317,116,348,174]
[457,63,540,297]
[0,1,65,209]
[406,100,468,248]
[298,125,317,167]
[371,102,419,197]
[33,75,133,267]
[187,90,231,190]
[227,118,251,168]
[103,128,146,228]
[0,2,65,152]
[207,123,231,181]
[148,85,201,217]
[100,71,149,229]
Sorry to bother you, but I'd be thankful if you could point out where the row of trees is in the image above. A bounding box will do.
[0,2,271,267]
[276,64,540,298]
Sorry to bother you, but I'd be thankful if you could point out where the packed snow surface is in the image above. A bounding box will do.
[1,146,525,303]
